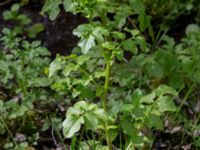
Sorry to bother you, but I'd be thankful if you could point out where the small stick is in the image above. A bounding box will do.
[0,0,12,7]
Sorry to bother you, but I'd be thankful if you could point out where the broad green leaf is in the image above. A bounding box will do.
[157,96,176,112]
[121,104,134,112]
[102,42,117,50]
[63,63,78,76]
[27,23,45,38]
[92,27,109,43]
[135,36,148,52]
[129,0,145,14]
[112,31,126,40]
[146,61,163,78]
[73,24,92,37]
[155,85,178,97]
[84,113,99,130]
[29,77,53,87]
[185,24,200,35]
[77,55,90,65]
[35,47,51,56]
[42,0,62,20]
[121,120,137,137]
[78,34,95,54]
[63,117,83,138]
[122,39,138,54]
[63,0,76,12]
[140,92,155,104]
[11,4,20,12]
[3,11,14,20]
[145,115,163,130]
[169,73,184,89]
[194,138,200,147]
[18,14,31,25]
[181,57,195,73]
[49,56,63,77]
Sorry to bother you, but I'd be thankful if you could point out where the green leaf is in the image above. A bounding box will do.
[129,0,145,14]
[84,113,99,130]
[138,14,151,32]
[181,57,195,73]
[157,96,176,112]
[49,56,63,77]
[42,0,62,20]
[2,11,14,20]
[102,42,117,50]
[121,119,143,144]
[92,27,109,43]
[18,14,31,25]
[155,85,178,97]
[63,0,76,12]
[63,101,107,138]
[146,61,163,78]
[35,47,51,56]
[140,92,155,104]
[169,73,184,89]
[63,117,83,138]
[27,23,45,38]
[77,55,90,65]
[122,39,138,54]
[73,24,108,54]
[185,24,200,35]
[121,120,137,137]
[63,63,78,76]
[29,77,53,87]
[111,31,126,40]
[135,36,148,52]
[78,34,95,54]
[145,115,163,130]
[11,3,20,12]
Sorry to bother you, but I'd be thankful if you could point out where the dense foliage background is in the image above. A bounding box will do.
[1,0,200,149]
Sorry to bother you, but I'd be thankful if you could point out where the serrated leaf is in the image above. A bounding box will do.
[49,56,63,77]
[63,0,76,12]
[63,63,78,76]
[77,55,90,65]
[78,34,95,54]
[41,0,62,20]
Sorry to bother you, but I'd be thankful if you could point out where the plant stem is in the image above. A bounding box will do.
[102,60,110,112]
[102,59,111,150]
[0,116,17,146]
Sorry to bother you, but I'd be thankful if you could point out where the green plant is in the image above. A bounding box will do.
[3,3,44,38]
[0,26,53,149]
[44,0,184,149]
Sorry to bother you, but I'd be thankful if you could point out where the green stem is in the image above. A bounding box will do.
[102,60,110,111]
[18,80,27,97]
[0,116,17,146]
[101,60,111,150]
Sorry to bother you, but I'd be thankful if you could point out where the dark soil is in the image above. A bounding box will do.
[0,1,87,57]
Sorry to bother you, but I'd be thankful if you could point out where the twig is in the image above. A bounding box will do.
[51,124,59,147]
[0,0,12,7]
